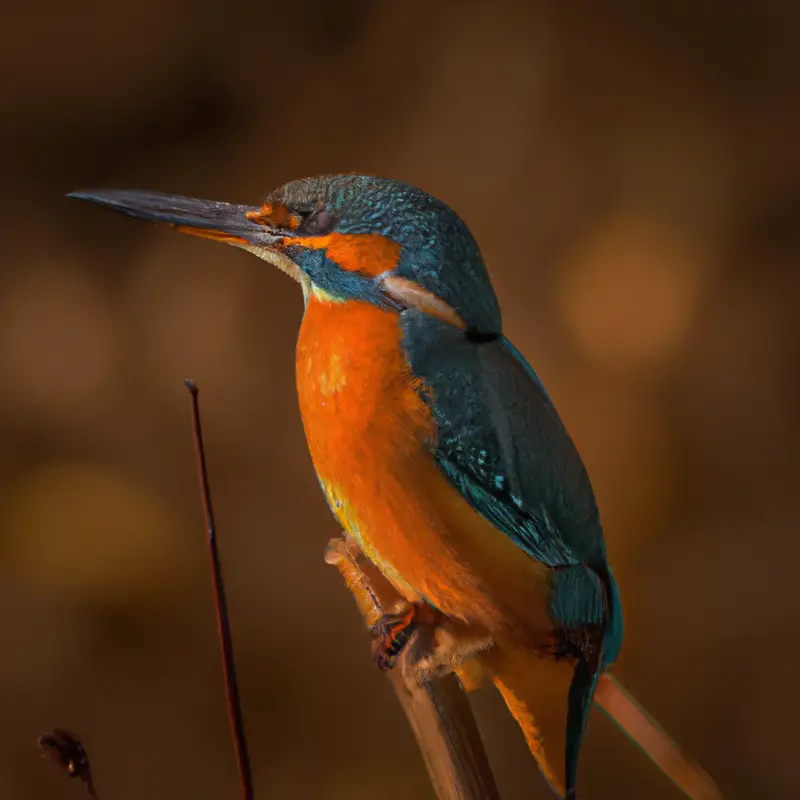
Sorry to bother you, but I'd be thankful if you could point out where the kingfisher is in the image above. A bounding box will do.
[69,175,720,799]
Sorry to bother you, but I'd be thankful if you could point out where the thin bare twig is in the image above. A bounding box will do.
[185,379,255,800]
[326,538,500,800]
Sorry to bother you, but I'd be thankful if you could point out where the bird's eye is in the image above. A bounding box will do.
[298,209,334,235]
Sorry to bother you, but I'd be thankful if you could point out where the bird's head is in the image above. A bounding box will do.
[69,174,502,336]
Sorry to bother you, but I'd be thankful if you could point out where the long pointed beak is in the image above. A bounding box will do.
[67,189,286,247]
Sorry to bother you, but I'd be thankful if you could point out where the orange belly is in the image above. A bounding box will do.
[296,294,554,642]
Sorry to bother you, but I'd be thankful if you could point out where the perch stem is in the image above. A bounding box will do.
[326,538,500,800]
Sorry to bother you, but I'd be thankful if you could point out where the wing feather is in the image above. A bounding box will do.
[401,310,607,572]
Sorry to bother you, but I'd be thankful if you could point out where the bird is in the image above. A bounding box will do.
[69,175,721,800]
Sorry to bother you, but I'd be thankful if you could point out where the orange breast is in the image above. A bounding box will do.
[296,294,554,638]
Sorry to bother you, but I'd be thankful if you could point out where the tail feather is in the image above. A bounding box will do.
[565,655,600,799]
[480,645,573,798]
[595,673,722,800]
[480,649,721,799]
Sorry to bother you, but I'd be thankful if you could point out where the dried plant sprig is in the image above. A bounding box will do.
[185,379,255,800]
[38,729,97,798]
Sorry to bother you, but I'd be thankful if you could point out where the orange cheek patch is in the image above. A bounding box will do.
[245,202,301,230]
[289,232,401,277]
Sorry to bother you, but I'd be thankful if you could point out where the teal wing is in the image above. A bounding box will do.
[401,311,607,573]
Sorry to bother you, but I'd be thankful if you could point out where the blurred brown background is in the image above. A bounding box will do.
[1,1,798,798]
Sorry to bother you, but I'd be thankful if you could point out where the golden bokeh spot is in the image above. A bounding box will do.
[0,462,188,607]
[557,213,712,371]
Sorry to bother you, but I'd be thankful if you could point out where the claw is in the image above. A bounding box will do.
[371,604,441,670]
[371,607,418,670]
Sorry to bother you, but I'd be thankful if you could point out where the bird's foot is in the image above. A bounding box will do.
[326,536,494,684]
[371,603,442,670]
